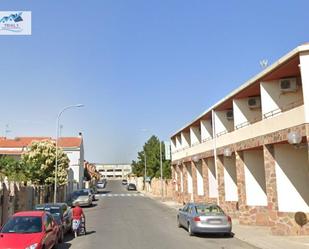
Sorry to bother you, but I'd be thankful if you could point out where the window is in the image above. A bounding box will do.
[1,216,42,233]
[45,214,52,231]
[182,204,189,212]
[195,204,224,216]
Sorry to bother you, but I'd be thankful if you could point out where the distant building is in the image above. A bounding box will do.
[0,135,84,190]
[94,163,132,179]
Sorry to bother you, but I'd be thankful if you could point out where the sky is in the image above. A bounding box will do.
[0,1,308,163]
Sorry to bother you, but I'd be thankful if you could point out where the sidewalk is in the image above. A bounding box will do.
[143,192,309,249]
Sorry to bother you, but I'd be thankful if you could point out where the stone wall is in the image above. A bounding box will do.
[149,178,174,199]
[0,181,68,225]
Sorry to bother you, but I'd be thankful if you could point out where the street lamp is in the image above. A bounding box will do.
[54,104,84,203]
[287,131,302,145]
[224,147,232,157]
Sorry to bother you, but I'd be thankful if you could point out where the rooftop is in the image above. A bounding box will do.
[171,43,309,138]
[0,136,82,148]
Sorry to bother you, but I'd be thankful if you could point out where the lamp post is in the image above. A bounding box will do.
[159,141,163,201]
[54,104,84,203]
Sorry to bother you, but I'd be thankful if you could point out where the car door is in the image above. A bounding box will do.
[43,214,52,249]
[179,204,189,227]
[187,205,195,226]
[63,204,71,232]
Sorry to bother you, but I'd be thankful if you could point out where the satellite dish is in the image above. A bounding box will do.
[260,59,268,68]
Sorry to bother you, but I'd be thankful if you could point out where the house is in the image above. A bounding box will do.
[0,134,84,190]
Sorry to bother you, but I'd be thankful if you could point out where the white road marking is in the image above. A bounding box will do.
[97,193,144,198]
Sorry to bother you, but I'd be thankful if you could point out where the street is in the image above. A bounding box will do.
[60,180,260,249]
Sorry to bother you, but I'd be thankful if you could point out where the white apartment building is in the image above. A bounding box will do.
[170,43,309,235]
[95,163,132,179]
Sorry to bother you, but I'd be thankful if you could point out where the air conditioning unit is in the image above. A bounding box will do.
[226,110,233,120]
[279,78,297,92]
[248,97,261,109]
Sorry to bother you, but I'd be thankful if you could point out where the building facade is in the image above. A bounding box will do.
[170,43,309,235]
[0,135,85,190]
[95,163,132,179]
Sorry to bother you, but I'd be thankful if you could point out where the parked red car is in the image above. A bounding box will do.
[0,211,59,249]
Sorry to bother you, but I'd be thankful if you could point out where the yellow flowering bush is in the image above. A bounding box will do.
[21,140,70,185]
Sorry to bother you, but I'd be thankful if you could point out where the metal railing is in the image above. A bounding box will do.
[235,117,262,130]
[263,100,303,119]
[172,100,304,154]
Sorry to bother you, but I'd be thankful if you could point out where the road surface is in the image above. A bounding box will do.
[59,180,260,249]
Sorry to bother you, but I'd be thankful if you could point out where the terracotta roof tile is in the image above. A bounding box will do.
[0,137,82,148]
[57,137,82,148]
[0,137,51,148]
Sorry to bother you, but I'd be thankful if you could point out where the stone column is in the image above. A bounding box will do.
[217,156,226,206]
[235,151,247,223]
[175,164,181,202]
[191,161,198,202]
[182,163,188,203]
[263,144,278,226]
[202,158,210,202]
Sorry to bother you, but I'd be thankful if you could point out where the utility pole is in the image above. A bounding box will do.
[4,124,11,137]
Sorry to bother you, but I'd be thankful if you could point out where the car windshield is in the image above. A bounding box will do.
[72,190,89,199]
[1,216,42,234]
[35,206,61,215]
[195,205,225,216]
[52,214,62,225]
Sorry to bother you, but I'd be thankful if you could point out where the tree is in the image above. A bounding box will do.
[21,140,70,185]
[132,135,171,179]
[0,156,28,181]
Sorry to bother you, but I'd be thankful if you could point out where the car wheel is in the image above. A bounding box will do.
[59,229,64,243]
[53,238,58,249]
[224,232,233,238]
[188,223,194,236]
[177,217,181,228]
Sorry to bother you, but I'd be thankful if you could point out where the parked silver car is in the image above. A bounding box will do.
[177,203,232,236]
[71,189,93,207]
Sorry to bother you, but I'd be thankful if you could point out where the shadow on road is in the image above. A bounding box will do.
[85,230,96,235]
[179,227,234,239]
[63,233,75,243]
[83,203,98,209]
[58,242,72,249]
[97,190,111,194]
[194,232,235,239]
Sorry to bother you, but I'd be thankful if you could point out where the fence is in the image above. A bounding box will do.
[0,181,68,225]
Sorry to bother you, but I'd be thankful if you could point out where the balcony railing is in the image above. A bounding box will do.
[216,130,228,137]
[263,100,304,119]
[235,117,262,130]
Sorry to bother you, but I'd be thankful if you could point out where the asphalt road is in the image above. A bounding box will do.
[59,180,260,249]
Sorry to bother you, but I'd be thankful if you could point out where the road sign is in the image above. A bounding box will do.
[164,141,171,160]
